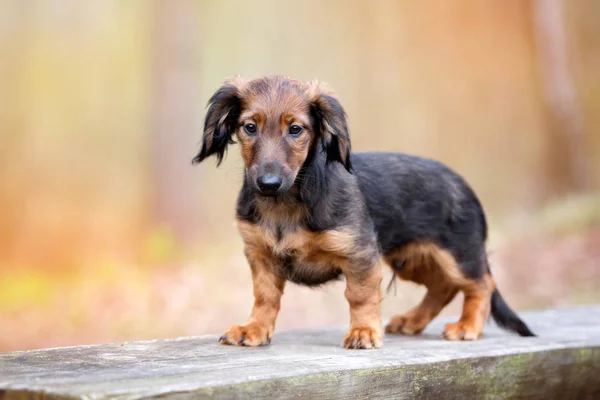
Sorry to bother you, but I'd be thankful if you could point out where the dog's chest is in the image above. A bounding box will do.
[260,221,322,261]
[241,220,344,286]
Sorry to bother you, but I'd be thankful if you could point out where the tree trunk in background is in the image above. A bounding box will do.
[532,0,592,195]
[150,0,202,245]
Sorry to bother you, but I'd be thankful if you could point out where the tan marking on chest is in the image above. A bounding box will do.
[237,220,360,263]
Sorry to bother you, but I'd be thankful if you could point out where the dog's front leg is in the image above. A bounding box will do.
[219,248,285,347]
[342,263,383,349]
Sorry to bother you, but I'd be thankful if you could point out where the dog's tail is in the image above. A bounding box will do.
[490,288,535,337]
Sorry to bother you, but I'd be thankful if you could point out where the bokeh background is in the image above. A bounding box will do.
[1,0,599,352]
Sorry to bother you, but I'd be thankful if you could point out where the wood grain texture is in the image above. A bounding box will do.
[1,306,600,399]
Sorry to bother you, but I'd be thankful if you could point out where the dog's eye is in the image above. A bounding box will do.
[289,125,303,137]
[244,123,257,136]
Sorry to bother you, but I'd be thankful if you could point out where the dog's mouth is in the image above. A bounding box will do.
[256,187,281,197]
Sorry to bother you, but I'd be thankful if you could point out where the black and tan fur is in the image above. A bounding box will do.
[193,75,534,349]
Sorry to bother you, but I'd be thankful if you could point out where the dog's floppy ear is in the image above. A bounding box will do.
[192,77,246,166]
[308,82,352,172]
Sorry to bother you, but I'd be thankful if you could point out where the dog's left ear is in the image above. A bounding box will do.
[192,77,246,166]
[309,83,352,172]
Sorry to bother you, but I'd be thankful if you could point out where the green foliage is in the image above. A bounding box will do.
[0,270,53,310]
[142,226,180,264]
[538,193,600,235]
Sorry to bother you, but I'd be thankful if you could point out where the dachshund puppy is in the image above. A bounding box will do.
[193,75,534,349]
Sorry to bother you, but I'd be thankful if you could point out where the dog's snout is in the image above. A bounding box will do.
[257,174,282,194]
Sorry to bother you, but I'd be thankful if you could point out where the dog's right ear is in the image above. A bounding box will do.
[192,77,245,166]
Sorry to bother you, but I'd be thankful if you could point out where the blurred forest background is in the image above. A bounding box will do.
[0,0,599,351]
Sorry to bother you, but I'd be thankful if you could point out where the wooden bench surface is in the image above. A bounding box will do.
[1,306,600,399]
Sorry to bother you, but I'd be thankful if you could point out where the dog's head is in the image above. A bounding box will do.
[192,76,351,196]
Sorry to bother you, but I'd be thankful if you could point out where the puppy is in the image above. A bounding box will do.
[193,75,534,349]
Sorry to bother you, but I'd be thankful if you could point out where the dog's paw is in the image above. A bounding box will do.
[219,323,272,347]
[385,314,426,335]
[342,326,383,349]
[443,321,482,341]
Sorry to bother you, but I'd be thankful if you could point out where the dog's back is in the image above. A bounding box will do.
[353,151,486,276]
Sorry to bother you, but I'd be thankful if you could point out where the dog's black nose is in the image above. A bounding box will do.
[257,174,282,194]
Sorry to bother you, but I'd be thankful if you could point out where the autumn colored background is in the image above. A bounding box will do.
[0,1,599,352]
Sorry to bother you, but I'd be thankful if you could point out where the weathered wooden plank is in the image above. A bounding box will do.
[1,306,600,399]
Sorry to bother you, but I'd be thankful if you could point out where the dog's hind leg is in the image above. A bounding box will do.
[385,282,458,335]
[383,242,491,338]
[384,243,462,335]
[443,273,494,340]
